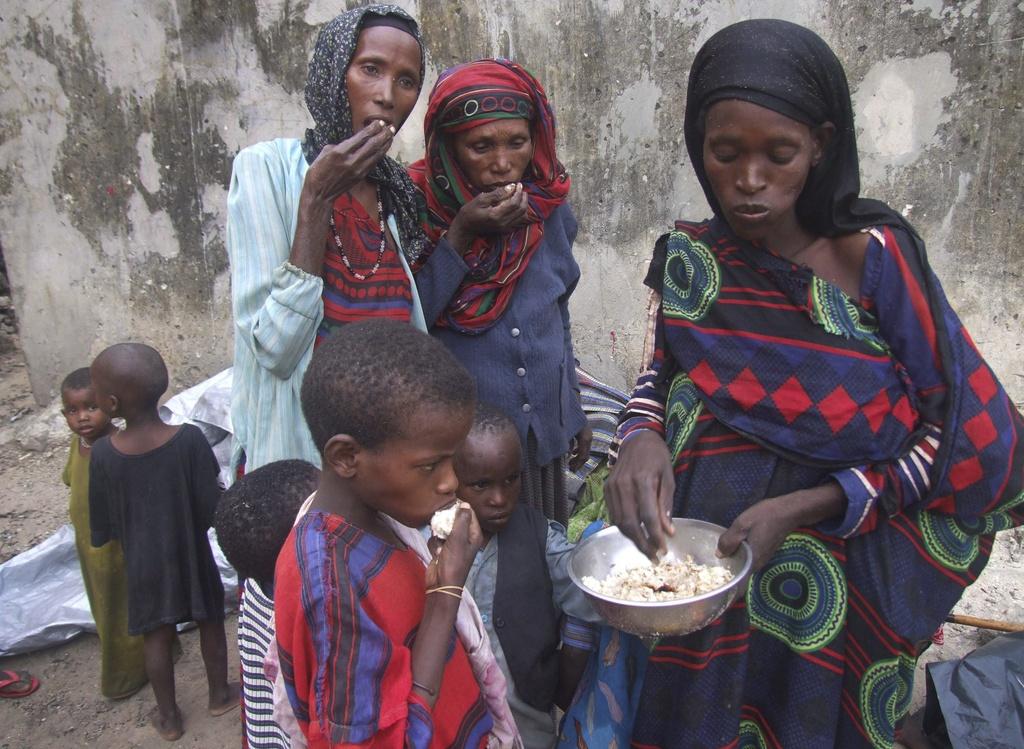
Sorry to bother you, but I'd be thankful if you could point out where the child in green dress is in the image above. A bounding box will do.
[61,367,147,699]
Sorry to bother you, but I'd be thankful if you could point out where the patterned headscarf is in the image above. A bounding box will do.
[409,59,571,334]
[302,4,427,260]
[684,19,905,237]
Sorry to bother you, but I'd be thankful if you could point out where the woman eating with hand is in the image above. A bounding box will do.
[228,5,431,475]
[410,59,591,525]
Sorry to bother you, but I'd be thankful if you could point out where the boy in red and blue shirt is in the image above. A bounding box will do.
[274,320,494,749]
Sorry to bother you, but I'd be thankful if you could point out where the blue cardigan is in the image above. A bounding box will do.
[415,203,587,466]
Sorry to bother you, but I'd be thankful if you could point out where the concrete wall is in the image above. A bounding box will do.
[1,0,1022,404]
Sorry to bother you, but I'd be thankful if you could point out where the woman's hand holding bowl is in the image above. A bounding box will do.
[716,483,846,572]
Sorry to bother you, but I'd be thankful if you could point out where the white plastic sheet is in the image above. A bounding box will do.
[0,524,92,656]
[0,525,238,656]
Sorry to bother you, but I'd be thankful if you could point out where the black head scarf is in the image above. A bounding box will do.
[302,4,427,260]
[684,18,905,237]
[677,20,962,501]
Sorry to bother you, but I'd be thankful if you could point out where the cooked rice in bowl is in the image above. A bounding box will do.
[581,554,734,602]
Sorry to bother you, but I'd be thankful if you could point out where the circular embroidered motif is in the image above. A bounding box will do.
[984,489,1024,534]
[665,374,703,460]
[859,654,915,749]
[919,488,1024,569]
[662,232,721,322]
[810,277,887,353]
[918,511,979,571]
[748,533,847,653]
[737,719,769,749]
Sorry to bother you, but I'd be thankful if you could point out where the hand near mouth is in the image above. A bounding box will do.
[445,183,532,256]
[426,502,483,589]
[289,120,398,273]
[303,119,396,206]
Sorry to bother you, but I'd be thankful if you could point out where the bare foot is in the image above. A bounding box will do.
[208,681,240,717]
[148,705,183,741]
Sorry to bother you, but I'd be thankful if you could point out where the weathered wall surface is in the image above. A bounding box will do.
[1,0,1021,403]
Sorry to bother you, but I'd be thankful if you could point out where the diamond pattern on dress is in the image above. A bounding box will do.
[819,385,858,434]
[691,359,723,395]
[949,456,983,490]
[968,365,998,405]
[862,390,891,434]
[771,376,813,425]
[963,411,998,452]
[891,395,917,432]
[728,367,768,411]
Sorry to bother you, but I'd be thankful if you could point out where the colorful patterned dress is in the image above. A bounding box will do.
[315,193,416,346]
[616,218,1024,749]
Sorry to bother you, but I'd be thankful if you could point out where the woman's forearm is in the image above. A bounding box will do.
[778,481,846,527]
[288,190,333,274]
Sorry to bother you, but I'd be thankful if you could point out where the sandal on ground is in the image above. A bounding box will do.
[0,670,40,699]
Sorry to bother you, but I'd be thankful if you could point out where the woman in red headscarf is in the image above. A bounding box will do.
[410,59,591,526]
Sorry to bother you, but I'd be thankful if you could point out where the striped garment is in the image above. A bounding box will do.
[563,367,629,499]
[615,219,1024,748]
[239,578,291,748]
[227,138,321,473]
[275,511,492,748]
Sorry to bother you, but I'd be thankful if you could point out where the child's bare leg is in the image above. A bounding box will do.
[198,617,239,715]
[143,624,183,741]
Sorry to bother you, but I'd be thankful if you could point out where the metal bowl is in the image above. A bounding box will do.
[569,518,752,638]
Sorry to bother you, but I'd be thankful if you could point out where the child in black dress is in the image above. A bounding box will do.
[88,343,238,741]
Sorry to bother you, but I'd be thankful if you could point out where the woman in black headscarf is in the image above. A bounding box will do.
[602,19,1023,748]
[227,5,433,476]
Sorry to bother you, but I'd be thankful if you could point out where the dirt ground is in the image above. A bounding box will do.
[0,341,1020,748]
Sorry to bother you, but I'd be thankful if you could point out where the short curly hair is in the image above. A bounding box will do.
[300,319,476,452]
[61,367,92,393]
[213,460,320,587]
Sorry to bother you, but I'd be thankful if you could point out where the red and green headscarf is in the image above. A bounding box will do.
[409,59,571,334]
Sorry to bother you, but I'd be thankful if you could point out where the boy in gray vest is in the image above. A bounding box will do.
[452,403,600,749]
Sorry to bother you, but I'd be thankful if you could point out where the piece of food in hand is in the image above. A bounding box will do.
[581,555,733,602]
[430,501,468,540]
